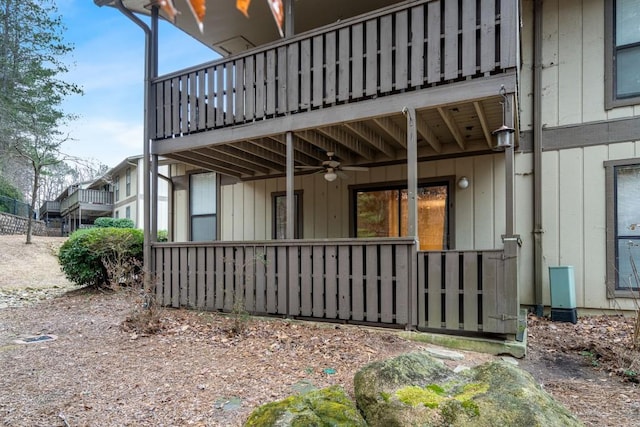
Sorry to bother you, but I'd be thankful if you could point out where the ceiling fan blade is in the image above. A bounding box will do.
[323,160,341,169]
[295,165,323,170]
[336,170,349,179]
[341,166,369,171]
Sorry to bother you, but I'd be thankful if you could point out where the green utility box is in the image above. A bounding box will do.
[549,266,577,324]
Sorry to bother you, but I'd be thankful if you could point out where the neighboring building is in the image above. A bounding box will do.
[96,0,640,338]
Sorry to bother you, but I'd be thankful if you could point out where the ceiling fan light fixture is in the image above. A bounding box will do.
[324,168,338,182]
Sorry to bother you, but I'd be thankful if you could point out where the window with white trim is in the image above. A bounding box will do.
[606,0,640,108]
[190,172,217,241]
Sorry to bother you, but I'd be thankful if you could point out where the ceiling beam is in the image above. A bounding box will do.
[186,150,256,176]
[234,140,286,167]
[295,130,354,162]
[196,147,272,174]
[415,114,442,153]
[212,144,285,172]
[268,134,325,163]
[437,107,466,150]
[315,126,376,160]
[373,116,406,148]
[168,152,244,178]
[473,101,494,149]
[344,121,396,158]
[251,137,319,166]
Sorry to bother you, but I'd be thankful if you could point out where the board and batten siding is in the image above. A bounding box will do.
[541,141,640,312]
[519,0,640,133]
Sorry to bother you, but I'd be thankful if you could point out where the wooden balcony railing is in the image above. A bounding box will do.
[39,201,61,216]
[152,0,518,139]
[60,189,114,213]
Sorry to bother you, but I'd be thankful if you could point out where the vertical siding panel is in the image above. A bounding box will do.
[196,247,206,309]
[417,253,426,328]
[557,0,582,125]
[463,252,479,331]
[427,253,442,328]
[255,53,265,119]
[338,28,350,102]
[365,245,378,322]
[287,43,299,112]
[245,56,255,120]
[287,246,299,315]
[300,39,311,109]
[445,252,459,330]
[325,245,338,319]
[312,246,325,317]
[171,247,180,307]
[462,0,477,77]
[351,23,364,98]
[395,245,409,325]
[266,50,276,116]
[277,46,287,114]
[266,246,277,312]
[365,19,378,96]
[301,246,313,316]
[427,1,441,83]
[325,32,336,104]
[380,245,393,323]
[443,0,459,80]
[234,60,244,123]
[473,156,496,249]
[395,10,408,90]
[410,5,425,88]
[482,253,499,332]
[352,245,365,321]
[215,66,225,127]
[312,36,324,107]
[500,0,517,68]
[480,0,496,73]
[455,157,475,248]
[380,15,393,92]
[338,245,351,319]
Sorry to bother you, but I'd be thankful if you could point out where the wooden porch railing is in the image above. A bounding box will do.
[60,189,114,214]
[152,0,518,139]
[151,240,518,336]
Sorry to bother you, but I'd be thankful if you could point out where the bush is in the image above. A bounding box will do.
[157,229,168,242]
[94,217,135,229]
[58,227,143,288]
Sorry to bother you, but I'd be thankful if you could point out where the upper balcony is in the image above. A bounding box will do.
[151,0,520,179]
[38,201,61,218]
[60,189,114,215]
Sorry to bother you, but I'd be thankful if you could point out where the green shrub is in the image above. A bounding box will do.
[94,217,135,229]
[58,227,143,288]
[157,229,168,242]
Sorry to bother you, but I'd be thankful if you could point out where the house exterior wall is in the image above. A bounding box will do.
[517,0,639,312]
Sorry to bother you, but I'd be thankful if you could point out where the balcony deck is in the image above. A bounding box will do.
[60,189,114,215]
[151,0,520,178]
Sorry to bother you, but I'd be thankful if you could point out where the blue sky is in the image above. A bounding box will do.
[56,0,218,168]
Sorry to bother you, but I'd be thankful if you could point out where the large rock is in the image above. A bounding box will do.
[354,352,582,427]
[244,385,367,427]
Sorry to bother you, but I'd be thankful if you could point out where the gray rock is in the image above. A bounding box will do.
[425,347,465,361]
[354,351,583,427]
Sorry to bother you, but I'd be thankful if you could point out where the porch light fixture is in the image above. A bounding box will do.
[324,168,338,182]
[492,85,515,151]
[457,176,470,189]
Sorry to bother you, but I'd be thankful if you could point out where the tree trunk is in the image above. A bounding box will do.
[25,166,40,244]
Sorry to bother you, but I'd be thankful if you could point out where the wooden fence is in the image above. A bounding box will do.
[152,0,518,139]
[152,239,519,336]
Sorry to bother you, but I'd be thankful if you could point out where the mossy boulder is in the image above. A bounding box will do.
[244,385,366,427]
[354,352,583,427]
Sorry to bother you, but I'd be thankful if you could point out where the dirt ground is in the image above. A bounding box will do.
[1,235,639,426]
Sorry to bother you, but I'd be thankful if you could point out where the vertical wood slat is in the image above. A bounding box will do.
[225,63,235,125]
[172,77,180,135]
[287,43,299,112]
[443,0,459,80]
[351,23,364,99]
[427,253,442,328]
[445,252,459,329]
[395,10,409,90]
[301,246,312,316]
[216,66,225,126]
[277,46,288,113]
[352,246,364,321]
[223,247,234,311]
[234,59,245,123]
[287,246,299,315]
[379,15,393,93]
[187,247,196,308]
[179,247,188,307]
[300,40,311,109]
[197,71,207,130]
[365,245,378,322]
[463,252,479,331]
[180,77,189,134]
[196,247,206,309]
[338,245,351,319]
[266,50,277,115]
[266,246,277,313]
[480,0,496,73]
[365,19,378,96]
[255,53,265,119]
[205,247,215,310]
[325,246,338,319]
[380,245,393,323]
[164,248,172,307]
[235,247,245,309]
[188,72,197,131]
[154,83,164,138]
[206,70,215,128]
[245,56,255,120]
[338,28,350,102]
[154,248,163,305]
[395,245,409,325]
[312,35,324,107]
[324,32,336,104]
[427,1,441,83]
[462,0,477,77]
[163,80,172,137]
[482,251,498,332]
[244,246,255,312]
[215,247,225,310]
[255,248,267,313]
[312,246,324,317]
[410,6,425,88]
[500,0,517,68]
[417,252,426,328]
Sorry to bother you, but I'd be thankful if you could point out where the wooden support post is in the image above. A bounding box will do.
[286,131,294,239]
[504,93,515,237]
[405,107,418,330]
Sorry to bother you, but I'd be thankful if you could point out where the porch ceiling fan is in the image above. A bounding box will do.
[296,152,368,182]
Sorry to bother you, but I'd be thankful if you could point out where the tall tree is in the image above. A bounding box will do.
[0,0,82,243]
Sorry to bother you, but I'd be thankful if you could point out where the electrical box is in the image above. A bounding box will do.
[549,266,577,323]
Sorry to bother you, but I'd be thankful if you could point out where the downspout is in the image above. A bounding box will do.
[109,0,156,287]
[533,0,544,316]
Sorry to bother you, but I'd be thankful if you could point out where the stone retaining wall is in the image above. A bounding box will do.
[0,212,60,236]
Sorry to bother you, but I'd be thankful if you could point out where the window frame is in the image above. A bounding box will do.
[348,176,455,249]
[605,157,640,298]
[125,206,131,219]
[189,171,218,242]
[272,190,303,239]
[114,175,120,202]
[605,0,640,109]
[125,168,131,197]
